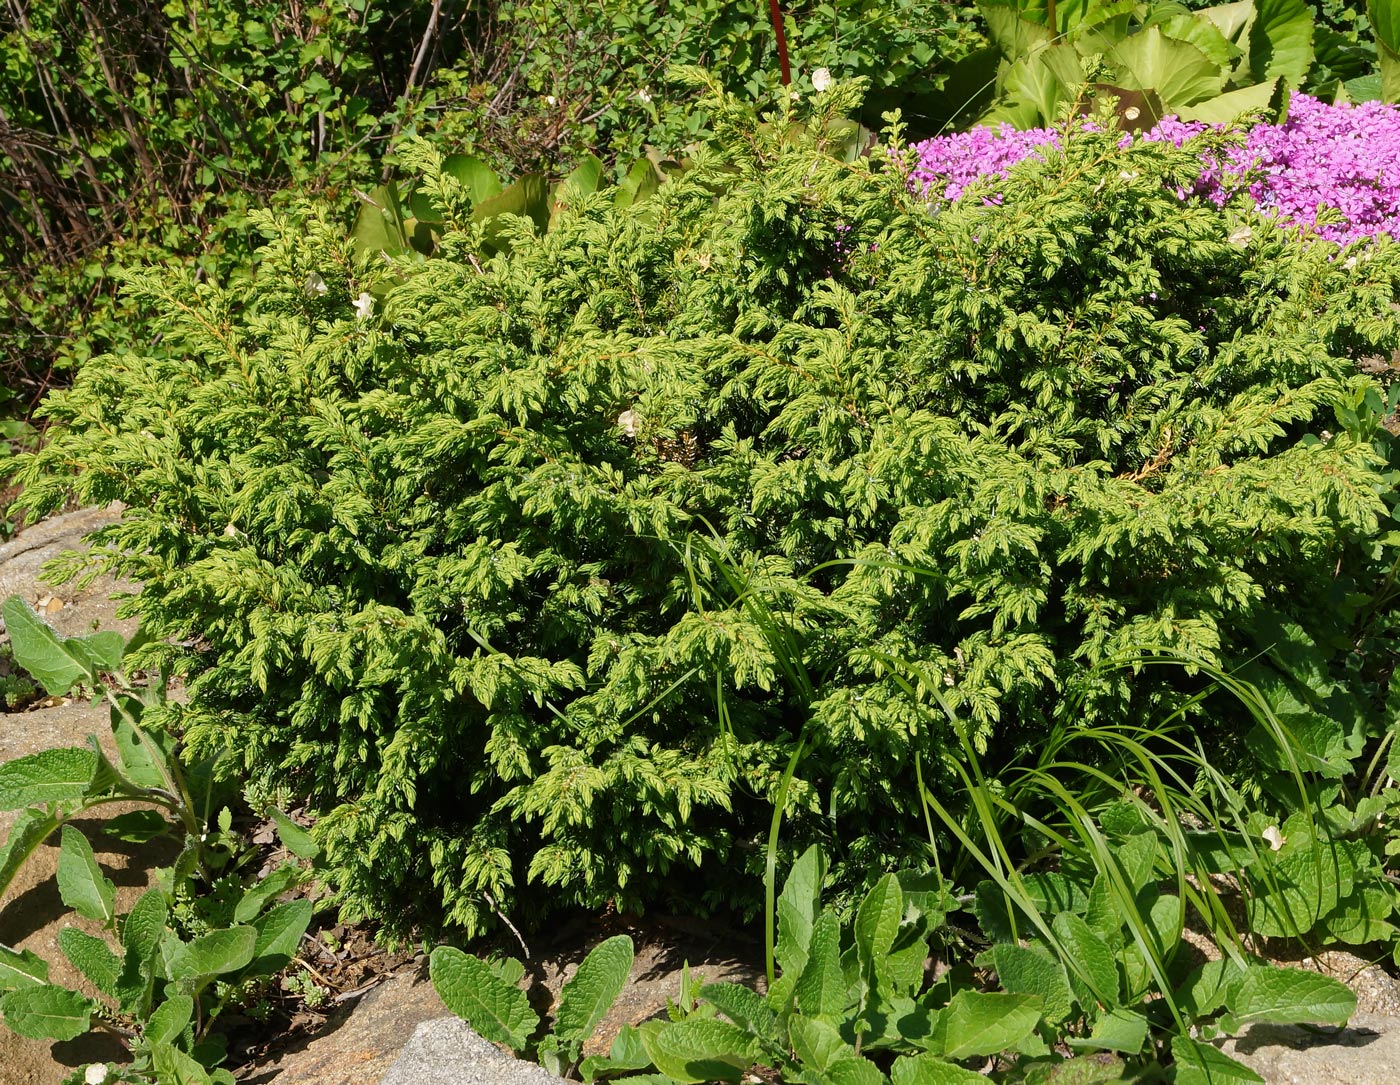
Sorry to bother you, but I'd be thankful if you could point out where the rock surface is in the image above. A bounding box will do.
[378,1019,563,1085]
[0,504,153,1084]
[1218,1012,1400,1085]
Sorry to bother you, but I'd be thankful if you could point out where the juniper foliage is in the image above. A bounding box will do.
[17,83,1400,935]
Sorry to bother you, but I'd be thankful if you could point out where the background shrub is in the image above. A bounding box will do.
[16,84,1400,936]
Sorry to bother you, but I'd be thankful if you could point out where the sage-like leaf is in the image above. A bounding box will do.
[429,946,538,1052]
[554,934,634,1050]
[55,826,115,925]
[639,1016,759,1084]
[1218,965,1356,1033]
[57,927,120,995]
[0,983,95,1040]
[0,747,99,810]
[250,899,314,972]
[0,945,49,992]
[794,909,845,1017]
[166,926,257,985]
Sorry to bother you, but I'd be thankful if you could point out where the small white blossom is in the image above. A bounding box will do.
[1122,106,1141,122]
[545,94,557,106]
[84,1064,108,1085]
[353,292,374,321]
[636,87,652,104]
[811,67,833,93]
[617,409,639,437]
[1263,825,1286,852]
[303,272,328,298]
[1228,224,1253,248]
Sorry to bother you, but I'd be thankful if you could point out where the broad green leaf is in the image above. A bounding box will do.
[57,928,120,995]
[1072,1007,1147,1054]
[1372,0,1400,99]
[826,1056,886,1085]
[551,154,605,223]
[442,154,503,206]
[1246,843,1355,937]
[615,158,662,209]
[579,1025,652,1084]
[555,934,633,1048]
[855,873,902,982]
[935,990,1042,1060]
[121,887,169,964]
[0,807,60,901]
[638,1017,758,1084]
[0,984,94,1040]
[150,1040,214,1085]
[111,701,173,790]
[1197,0,1257,45]
[269,808,320,860]
[1218,965,1355,1032]
[56,826,115,925]
[102,810,169,844]
[1178,78,1279,122]
[978,1,1055,59]
[0,747,99,810]
[1248,0,1314,85]
[234,862,301,924]
[429,946,538,1052]
[1110,28,1225,107]
[794,909,846,1017]
[699,981,776,1035]
[0,945,49,991]
[250,899,314,972]
[2,597,123,694]
[991,942,1072,1024]
[891,1053,988,1085]
[1112,832,1157,898]
[789,1014,851,1071]
[777,845,826,977]
[1023,1052,1128,1083]
[1158,12,1241,67]
[167,926,257,984]
[352,183,411,258]
[1171,1037,1263,1085]
[146,993,194,1046]
[1319,886,1395,945]
[473,174,551,237]
[1053,911,1119,1007]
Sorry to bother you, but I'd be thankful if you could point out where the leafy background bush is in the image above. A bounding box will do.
[16,80,1399,939]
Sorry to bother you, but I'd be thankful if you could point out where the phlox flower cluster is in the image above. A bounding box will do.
[911,95,1400,247]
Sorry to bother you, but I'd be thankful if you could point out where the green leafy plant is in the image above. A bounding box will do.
[0,596,316,1085]
[13,80,1400,938]
[958,0,1320,128]
[430,934,634,1078]
[433,845,1357,1082]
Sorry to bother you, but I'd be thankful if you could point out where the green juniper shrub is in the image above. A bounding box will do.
[15,80,1400,938]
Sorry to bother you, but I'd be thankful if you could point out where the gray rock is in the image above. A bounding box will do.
[1217,1012,1400,1084]
[379,1019,564,1085]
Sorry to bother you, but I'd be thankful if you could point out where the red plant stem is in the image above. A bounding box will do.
[768,0,792,86]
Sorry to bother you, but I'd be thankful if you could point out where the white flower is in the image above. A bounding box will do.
[1122,106,1141,122]
[1263,825,1286,852]
[636,87,652,104]
[811,67,833,93]
[545,94,557,106]
[84,1064,108,1085]
[617,409,639,437]
[1228,224,1252,248]
[353,292,374,321]
[303,272,328,298]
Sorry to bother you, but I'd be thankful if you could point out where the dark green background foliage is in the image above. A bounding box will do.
[17,88,1400,936]
[0,0,980,419]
